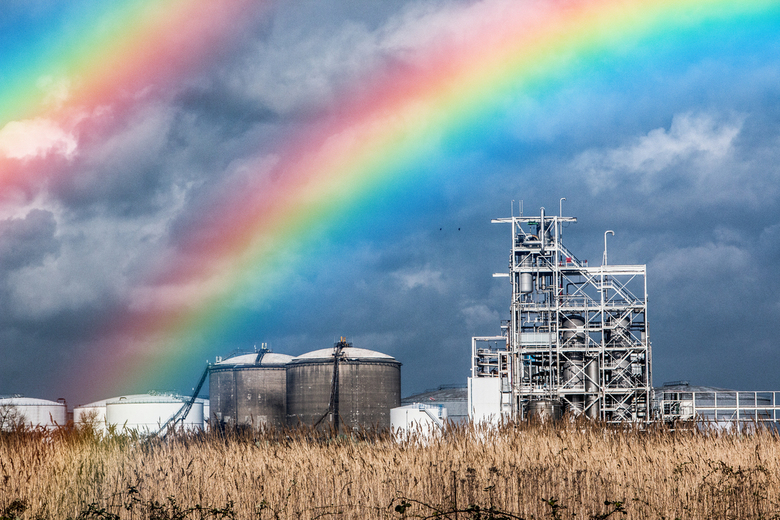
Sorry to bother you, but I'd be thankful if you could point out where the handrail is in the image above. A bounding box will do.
[153,363,210,438]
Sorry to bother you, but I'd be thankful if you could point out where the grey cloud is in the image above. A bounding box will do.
[55,105,182,215]
[222,0,483,118]
[232,20,383,115]
[0,209,59,271]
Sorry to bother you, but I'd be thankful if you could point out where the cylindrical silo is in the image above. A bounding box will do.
[286,342,401,429]
[105,393,202,433]
[0,396,66,430]
[209,351,293,429]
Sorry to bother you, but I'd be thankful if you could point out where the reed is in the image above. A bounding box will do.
[1,419,778,519]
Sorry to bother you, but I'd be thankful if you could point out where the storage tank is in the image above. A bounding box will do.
[525,398,562,422]
[73,399,108,432]
[286,339,401,429]
[105,394,203,433]
[0,396,66,429]
[209,349,293,429]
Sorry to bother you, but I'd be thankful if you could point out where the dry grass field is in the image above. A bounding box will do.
[1,420,779,519]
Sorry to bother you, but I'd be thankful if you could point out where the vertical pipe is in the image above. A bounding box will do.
[586,357,599,419]
[603,230,614,266]
[233,369,238,426]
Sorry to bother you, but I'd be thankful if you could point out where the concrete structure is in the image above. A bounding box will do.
[0,396,66,429]
[469,203,652,423]
[286,338,401,429]
[209,347,293,429]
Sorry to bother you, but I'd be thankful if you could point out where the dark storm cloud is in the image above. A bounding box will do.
[0,209,59,272]
[4,0,780,404]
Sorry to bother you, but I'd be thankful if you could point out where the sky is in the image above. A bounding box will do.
[1,0,780,406]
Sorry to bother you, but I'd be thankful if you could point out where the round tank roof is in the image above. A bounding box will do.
[76,396,207,408]
[0,396,63,406]
[291,346,397,363]
[215,352,294,366]
[75,399,109,409]
[106,393,187,405]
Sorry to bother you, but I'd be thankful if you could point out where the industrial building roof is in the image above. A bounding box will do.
[402,385,468,422]
[402,385,467,404]
[656,382,734,393]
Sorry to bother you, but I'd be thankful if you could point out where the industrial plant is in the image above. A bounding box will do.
[4,201,780,433]
[466,203,780,427]
[468,204,651,423]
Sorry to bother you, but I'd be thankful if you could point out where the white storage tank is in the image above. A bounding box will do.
[105,394,204,433]
[0,396,66,430]
[73,399,108,433]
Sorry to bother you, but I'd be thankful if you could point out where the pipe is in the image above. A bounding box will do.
[585,358,599,419]
[559,198,566,240]
[603,230,614,266]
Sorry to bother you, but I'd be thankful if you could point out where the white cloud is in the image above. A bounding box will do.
[0,118,77,160]
[459,303,500,331]
[380,0,553,57]
[574,112,743,194]
[391,264,446,292]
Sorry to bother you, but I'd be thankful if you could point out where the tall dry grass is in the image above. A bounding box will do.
[1,420,779,519]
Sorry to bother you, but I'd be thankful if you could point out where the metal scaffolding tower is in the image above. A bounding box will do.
[470,204,652,423]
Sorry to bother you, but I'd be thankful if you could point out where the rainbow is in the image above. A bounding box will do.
[3,0,777,399]
[0,0,264,188]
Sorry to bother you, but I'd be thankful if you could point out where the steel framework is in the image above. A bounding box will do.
[657,388,780,424]
[471,205,652,423]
